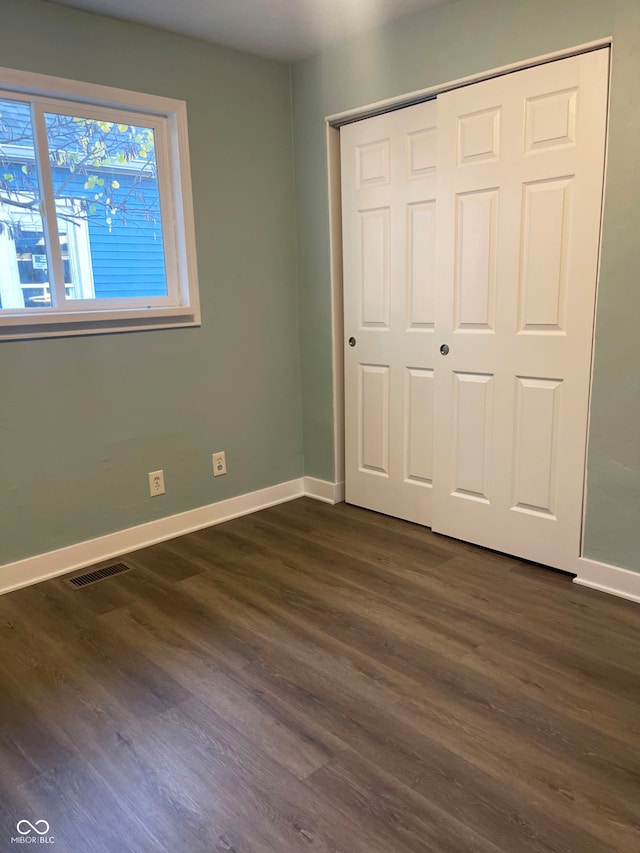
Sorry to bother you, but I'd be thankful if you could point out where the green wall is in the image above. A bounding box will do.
[292,0,640,571]
[0,0,303,564]
[1,0,638,575]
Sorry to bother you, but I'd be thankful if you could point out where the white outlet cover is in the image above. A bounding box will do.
[149,469,165,496]
[212,452,226,477]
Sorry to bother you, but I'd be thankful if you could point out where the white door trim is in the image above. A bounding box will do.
[325,39,615,575]
[326,121,346,486]
[326,38,612,128]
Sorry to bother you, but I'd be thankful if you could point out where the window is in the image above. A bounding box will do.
[0,67,199,339]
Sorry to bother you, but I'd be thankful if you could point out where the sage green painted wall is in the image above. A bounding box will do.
[0,0,303,564]
[292,0,640,571]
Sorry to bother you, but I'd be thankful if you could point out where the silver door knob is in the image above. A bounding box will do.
[440,344,449,355]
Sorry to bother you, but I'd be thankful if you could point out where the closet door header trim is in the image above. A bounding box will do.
[326,38,611,128]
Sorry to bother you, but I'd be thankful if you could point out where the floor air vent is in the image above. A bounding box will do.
[67,562,132,588]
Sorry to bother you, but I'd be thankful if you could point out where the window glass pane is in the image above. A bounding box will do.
[0,98,51,309]
[44,112,168,301]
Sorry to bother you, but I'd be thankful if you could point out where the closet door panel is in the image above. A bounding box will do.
[342,100,437,525]
[432,49,609,570]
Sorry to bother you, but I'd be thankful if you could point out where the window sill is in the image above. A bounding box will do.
[0,306,201,341]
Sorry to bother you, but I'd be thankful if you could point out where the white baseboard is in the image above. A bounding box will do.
[0,476,347,596]
[10,476,635,607]
[573,558,640,604]
[0,478,305,596]
[303,476,345,504]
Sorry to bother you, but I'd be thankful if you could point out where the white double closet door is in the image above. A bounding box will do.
[341,49,609,570]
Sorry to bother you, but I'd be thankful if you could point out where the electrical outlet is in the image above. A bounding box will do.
[212,451,226,477]
[148,469,165,497]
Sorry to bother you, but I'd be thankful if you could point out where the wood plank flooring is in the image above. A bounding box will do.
[0,497,639,852]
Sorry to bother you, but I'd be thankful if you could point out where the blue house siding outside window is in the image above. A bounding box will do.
[52,167,167,300]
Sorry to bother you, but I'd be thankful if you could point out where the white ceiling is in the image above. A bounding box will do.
[46,0,454,62]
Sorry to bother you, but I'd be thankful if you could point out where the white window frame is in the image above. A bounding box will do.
[0,66,200,340]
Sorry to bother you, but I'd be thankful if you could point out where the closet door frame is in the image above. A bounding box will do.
[324,37,611,571]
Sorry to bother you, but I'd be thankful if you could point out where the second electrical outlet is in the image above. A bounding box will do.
[212,451,227,477]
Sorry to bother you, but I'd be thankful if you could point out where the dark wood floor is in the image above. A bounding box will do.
[0,498,639,852]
